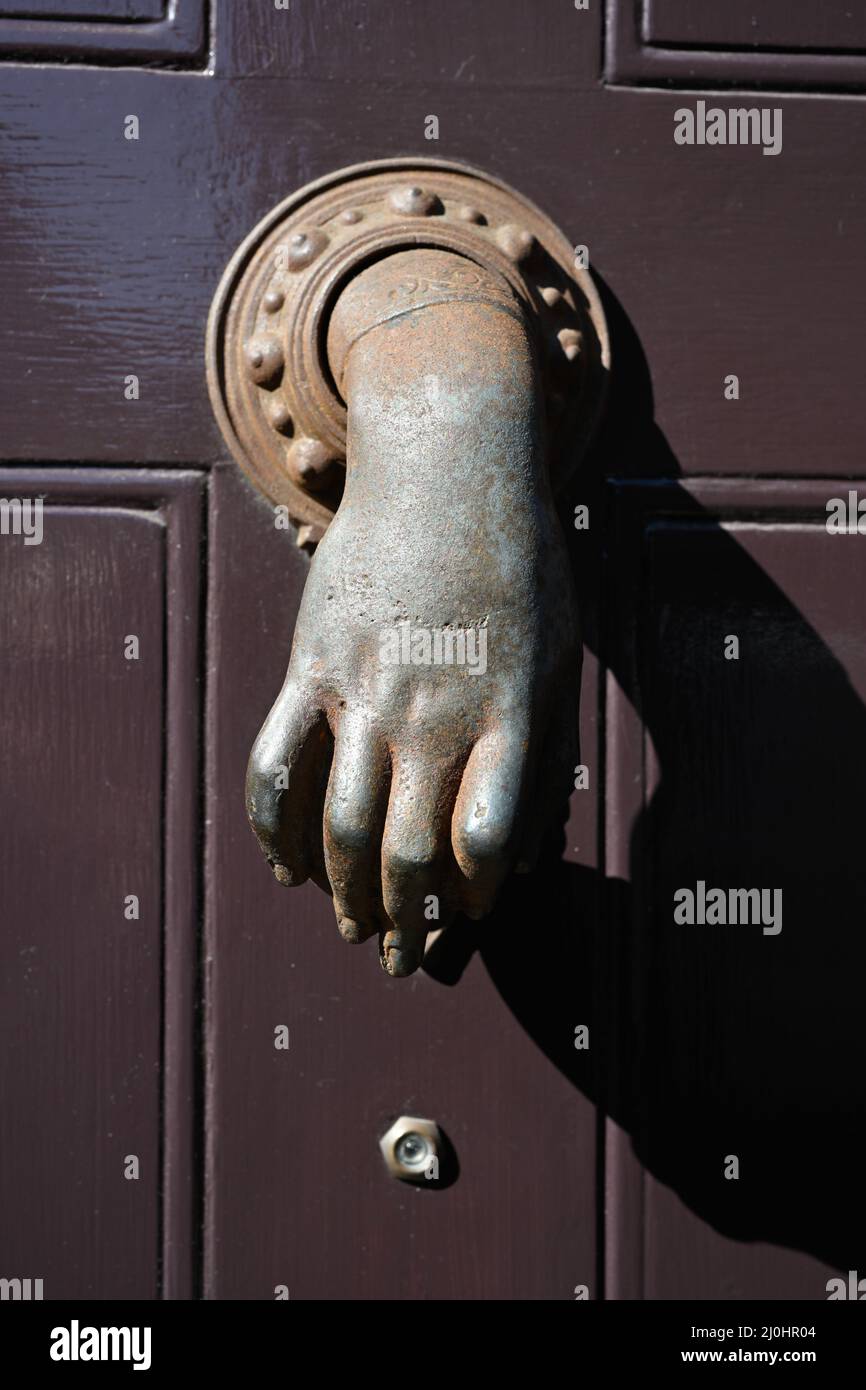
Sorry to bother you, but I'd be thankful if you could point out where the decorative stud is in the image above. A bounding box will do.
[207,160,610,545]
[244,336,284,387]
[296,522,326,553]
[495,223,535,263]
[388,185,441,217]
[280,227,328,271]
[287,437,340,491]
[557,327,582,362]
[268,399,293,434]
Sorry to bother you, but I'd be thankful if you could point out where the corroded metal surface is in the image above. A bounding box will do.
[206,157,609,543]
[244,244,594,975]
[209,163,609,978]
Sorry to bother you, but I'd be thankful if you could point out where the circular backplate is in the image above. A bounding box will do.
[206,157,610,544]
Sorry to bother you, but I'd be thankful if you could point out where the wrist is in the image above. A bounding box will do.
[329,248,546,515]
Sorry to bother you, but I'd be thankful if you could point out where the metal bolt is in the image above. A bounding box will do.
[379,1116,442,1183]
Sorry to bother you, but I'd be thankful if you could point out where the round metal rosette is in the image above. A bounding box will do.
[206,157,610,545]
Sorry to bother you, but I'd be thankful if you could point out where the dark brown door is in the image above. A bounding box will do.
[1,0,863,1300]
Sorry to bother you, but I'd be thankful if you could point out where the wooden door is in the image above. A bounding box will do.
[0,0,862,1301]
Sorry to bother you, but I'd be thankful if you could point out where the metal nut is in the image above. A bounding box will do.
[379,1116,441,1183]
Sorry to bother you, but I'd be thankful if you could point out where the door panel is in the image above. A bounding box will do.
[0,470,201,1299]
[605,479,866,1298]
[0,0,206,64]
[608,0,866,88]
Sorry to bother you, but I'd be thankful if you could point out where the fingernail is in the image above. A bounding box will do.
[272,863,294,886]
[384,947,419,977]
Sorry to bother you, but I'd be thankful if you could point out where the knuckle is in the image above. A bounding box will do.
[383,842,439,880]
[456,816,512,867]
[325,808,374,855]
